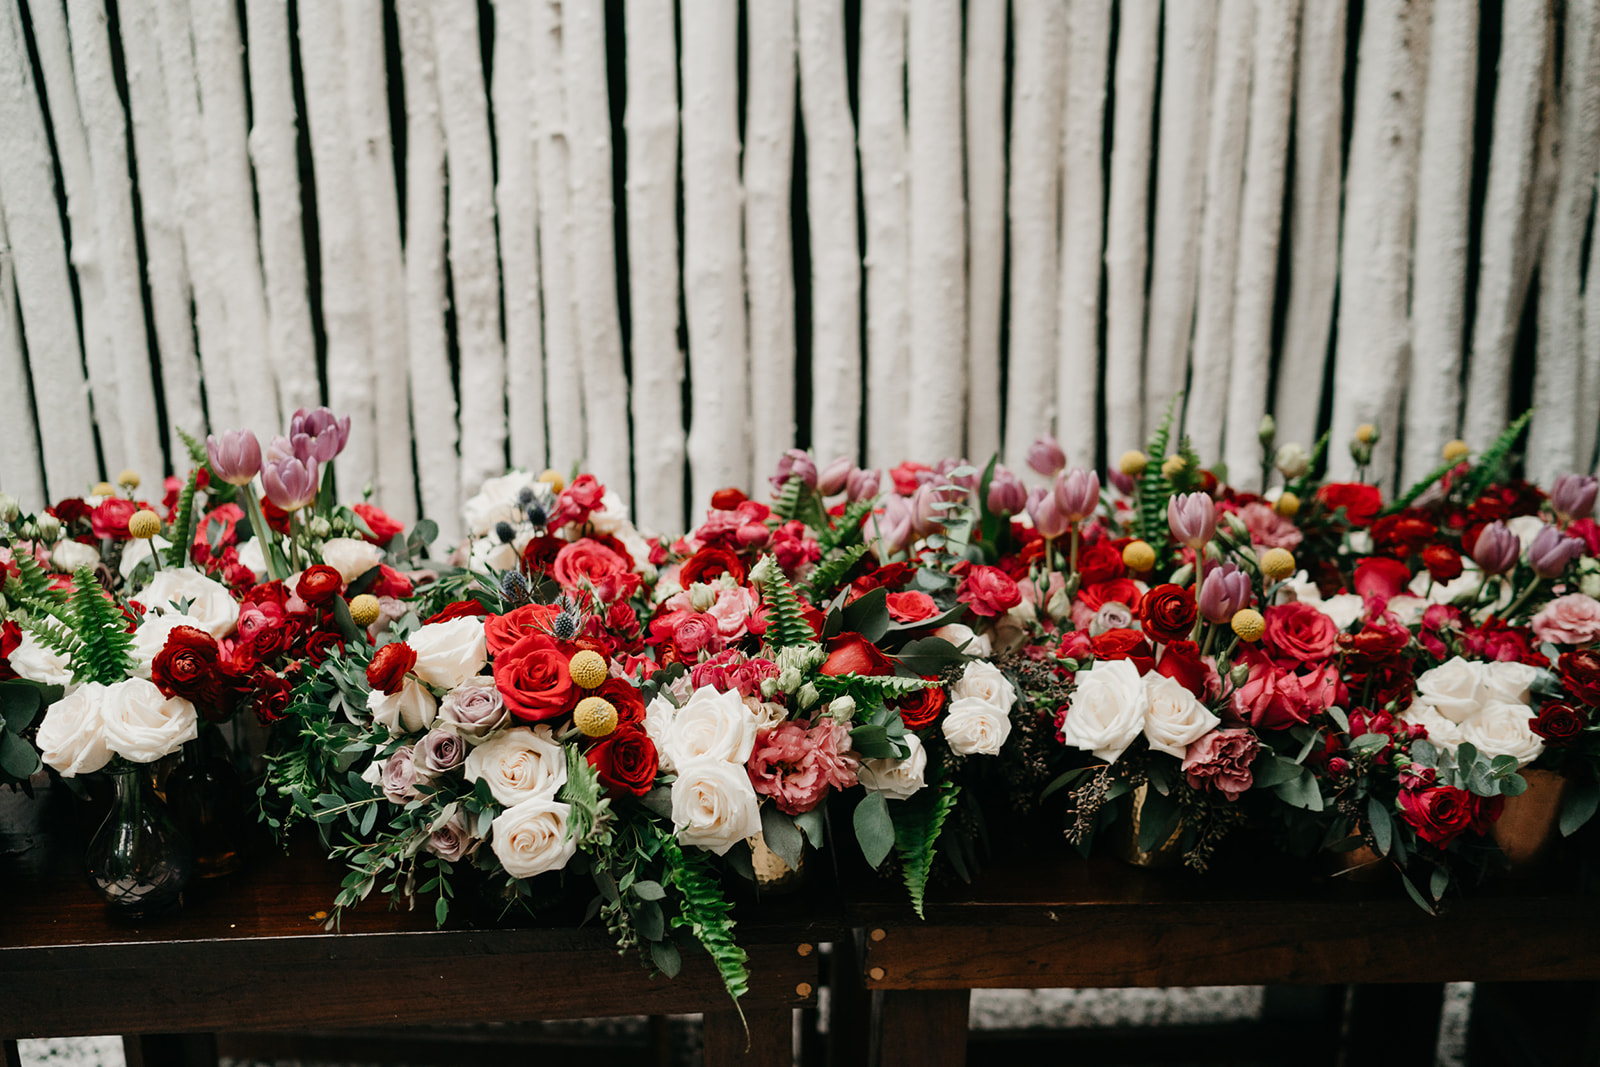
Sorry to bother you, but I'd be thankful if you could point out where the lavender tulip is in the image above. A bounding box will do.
[261,455,319,511]
[846,467,882,502]
[1529,523,1585,579]
[986,467,1028,517]
[769,449,818,492]
[290,407,352,463]
[1167,492,1217,551]
[1054,468,1100,524]
[205,430,262,486]
[874,495,916,555]
[1198,563,1252,624]
[1551,474,1599,523]
[1471,521,1521,575]
[1027,487,1071,539]
[817,456,854,496]
[1108,468,1137,496]
[1026,434,1067,477]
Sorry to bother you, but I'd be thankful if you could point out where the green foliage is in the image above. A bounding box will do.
[1385,456,1458,515]
[892,781,959,919]
[818,496,878,556]
[4,552,69,623]
[756,560,817,649]
[165,467,203,567]
[769,475,806,522]
[64,567,134,685]
[563,745,615,848]
[1285,431,1332,499]
[175,427,211,469]
[1462,410,1534,503]
[812,672,934,704]
[805,542,869,601]
[854,791,895,867]
[1135,400,1177,566]
[653,825,749,1003]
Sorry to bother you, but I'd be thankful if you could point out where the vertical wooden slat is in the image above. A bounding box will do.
[963,0,1004,463]
[1056,0,1111,470]
[799,0,862,466]
[1463,0,1552,450]
[396,0,461,545]
[563,0,632,496]
[116,0,206,454]
[907,0,965,459]
[0,201,47,505]
[745,0,795,496]
[1586,204,1600,474]
[1223,0,1300,491]
[861,0,910,470]
[1329,0,1432,484]
[1143,0,1218,435]
[1003,0,1066,474]
[682,0,750,504]
[244,0,319,418]
[1404,0,1478,485]
[1273,0,1346,448]
[493,0,547,479]
[1103,0,1159,460]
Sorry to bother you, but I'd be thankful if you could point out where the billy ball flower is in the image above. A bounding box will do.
[92,481,116,498]
[1161,455,1187,479]
[573,696,618,738]
[1260,548,1296,582]
[538,469,565,493]
[117,469,141,490]
[1119,450,1148,477]
[127,510,162,540]
[1442,439,1471,462]
[1231,609,1266,643]
[569,649,609,690]
[1274,491,1300,518]
[347,594,381,627]
[1123,540,1156,573]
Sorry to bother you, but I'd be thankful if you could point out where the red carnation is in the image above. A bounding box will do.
[366,641,416,695]
[586,724,659,796]
[1139,584,1197,644]
[494,634,576,722]
[296,564,344,606]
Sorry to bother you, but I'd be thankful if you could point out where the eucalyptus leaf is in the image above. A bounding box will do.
[854,791,895,868]
[793,808,826,850]
[760,805,806,870]
[0,729,41,779]
[1560,776,1599,837]
[1366,796,1393,856]
[650,938,682,977]
[841,587,891,643]
[635,900,665,942]
[632,880,666,901]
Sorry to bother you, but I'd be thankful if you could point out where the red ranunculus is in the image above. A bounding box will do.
[353,503,404,544]
[1155,640,1212,700]
[956,564,1022,618]
[485,603,562,657]
[296,564,344,606]
[366,641,416,695]
[1139,584,1197,644]
[820,632,895,676]
[258,496,293,535]
[679,545,747,586]
[368,565,414,600]
[1559,650,1600,706]
[495,634,576,722]
[586,724,659,796]
[1316,483,1383,526]
[50,497,92,528]
[1076,542,1126,585]
[1090,628,1155,674]
[1077,578,1145,613]
[152,626,224,707]
[1530,701,1586,745]
[885,591,940,624]
[1397,786,1478,846]
[1421,543,1463,581]
[91,498,140,540]
[896,684,946,730]
[1262,602,1339,665]
[423,599,491,626]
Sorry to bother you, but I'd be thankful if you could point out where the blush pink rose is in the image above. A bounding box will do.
[1182,728,1260,800]
[1531,593,1600,647]
[746,718,859,815]
[706,585,762,639]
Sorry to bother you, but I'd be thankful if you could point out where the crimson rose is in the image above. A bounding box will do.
[956,564,1022,618]
[885,591,940,624]
[1091,629,1154,674]
[596,676,647,727]
[485,604,561,657]
[152,626,224,707]
[586,724,659,796]
[1559,650,1600,705]
[896,684,946,730]
[296,564,344,606]
[820,632,895,677]
[1262,602,1338,665]
[495,634,575,722]
[679,545,747,586]
[1139,584,1196,644]
[1531,701,1587,745]
[1422,543,1463,581]
[1316,483,1383,526]
[1397,786,1483,846]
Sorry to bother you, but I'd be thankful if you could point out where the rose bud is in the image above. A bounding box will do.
[1053,468,1100,524]
[1326,756,1350,777]
[1026,434,1067,477]
[816,456,854,496]
[986,467,1028,517]
[1552,473,1599,524]
[1470,521,1521,575]
[1198,563,1252,624]
[769,449,818,492]
[1167,492,1217,550]
[206,430,263,486]
[1529,523,1585,579]
[846,467,882,502]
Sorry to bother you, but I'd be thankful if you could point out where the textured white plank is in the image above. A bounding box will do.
[1223,0,1299,491]
[1184,0,1255,463]
[907,0,965,459]
[563,0,631,495]
[65,0,164,480]
[799,0,862,465]
[862,0,910,468]
[1587,203,1600,473]
[189,0,281,442]
[1103,0,1159,458]
[1003,0,1066,474]
[117,0,205,453]
[244,0,319,417]
[744,0,794,498]
[964,0,1005,462]
[682,0,750,504]
[434,0,505,508]
[1464,0,1551,450]
[1330,0,1432,484]
[1404,0,1478,485]
[0,199,46,505]
[1143,0,1218,434]
[1055,0,1111,469]
[1273,0,1345,448]
[396,0,461,545]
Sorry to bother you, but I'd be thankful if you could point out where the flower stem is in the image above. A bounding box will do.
[241,485,287,581]
[1501,575,1543,622]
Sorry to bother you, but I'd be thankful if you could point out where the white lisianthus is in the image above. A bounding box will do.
[941,696,1012,756]
[128,612,210,679]
[933,623,991,658]
[99,677,198,763]
[35,684,112,776]
[1414,658,1487,723]
[669,757,763,855]
[1141,673,1220,758]
[8,631,73,687]
[131,568,239,639]
[366,677,439,734]
[950,660,1017,713]
[490,798,578,878]
[407,617,489,690]
[660,685,759,769]
[463,725,567,807]
[50,539,99,572]
[320,537,384,584]
[857,733,928,799]
[1458,701,1544,767]
[1058,658,1148,763]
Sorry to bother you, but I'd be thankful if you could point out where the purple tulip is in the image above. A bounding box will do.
[1108,468,1137,496]
[846,467,882,502]
[289,407,352,463]
[205,430,262,486]
[874,495,915,555]
[1529,523,1585,579]
[986,467,1028,517]
[939,459,983,492]
[769,449,818,492]
[1551,474,1599,523]
[1198,563,1252,624]
[261,455,319,511]
[817,456,854,496]
[1471,521,1521,575]
[1026,434,1067,477]
[1027,486,1071,539]
[1054,468,1100,524]
[1167,492,1217,550]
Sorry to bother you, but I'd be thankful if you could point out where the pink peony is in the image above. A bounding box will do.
[1182,728,1259,800]
[746,719,859,815]
[1237,502,1303,550]
[1531,593,1600,646]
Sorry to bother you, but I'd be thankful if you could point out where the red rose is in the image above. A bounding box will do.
[709,488,747,510]
[552,539,637,603]
[303,629,345,667]
[885,591,940,623]
[1530,701,1586,745]
[485,604,562,657]
[586,724,659,796]
[1354,556,1413,602]
[424,599,491,626]
[1316,483,1383,526]
[1397,786,1478,846]
[495,634,576,722]
[366,641,416,695]
[820,632,896,676]
[1076,542,1126,585]
[897,684,946,730]
[1155,640,1212,700]
[0,620,20,681]
[1139,584,1197,644]
[679,545,748,586]
[520,535,565,575]
[152,626,224,706]
[1422,543,1463,581]
[368,565,414,600]
[1262,602,1339,665]
[596,677,646,726]
[1090,628,1154,674]
[1077,578,1145,613]
[956,565,1022,618]
[249,670,294,724]
[353,503,404,544]
[90,498,139,540]
[296,564,344,606]
[1559,650,1600,706]
[1371,514,1438,556]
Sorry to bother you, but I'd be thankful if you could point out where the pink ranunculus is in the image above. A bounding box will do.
[1182,728,1260,800]
[1237,502,1303,550]
[551,539,636,603]
[691,649,779,698]
[1354,556,1413,604]
[1231,660,1341,731]
[957,565,1022,618]
[746,718,859,815]
[236,599,287,643]
[1531,593,1600,646]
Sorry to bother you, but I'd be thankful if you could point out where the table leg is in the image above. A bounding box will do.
[871,990,970,1067]
[827,935,871,1067]
[704,1007,795,1066]
[121,1033,219,1067]
[4,1039,21,1067]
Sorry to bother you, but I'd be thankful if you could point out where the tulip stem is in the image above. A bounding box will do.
[1502,575,1542,622]
[1200,625,1217,658]
[241,485,288,582]
[1068,525,1080,577]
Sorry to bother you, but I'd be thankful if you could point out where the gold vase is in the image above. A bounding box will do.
[1492,768,1569,872]
[746,831,807,894]
[1112,784,1184,869]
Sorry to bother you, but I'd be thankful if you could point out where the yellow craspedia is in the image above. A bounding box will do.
[91,481,116,498]
[1118,450,1148,477]
[1443,439,1470,462]
[1275,491,1301,518]
[1161,454,1187,479]
[1122,540,1156,573]
[347,593,381,626]
[537,469,566,494]
[1231,608,1266,643]
[1260,547,1295,582]
[117,469,140,489]
[569,648,609,689]
[1356,423,1378,444]
[127,509,161,539]
[573,696,618,738]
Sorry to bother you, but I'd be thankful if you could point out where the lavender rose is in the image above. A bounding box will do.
[1181,728,1259,801]
[426,814,481,862]
[412,728,467,777]
[380,746,420,804]
[438,678,510,742]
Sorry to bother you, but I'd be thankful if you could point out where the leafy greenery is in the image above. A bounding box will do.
[892,781,959,919]
[1384,455,1458,515]
[652,823,749,1002]
[1462,409,1533,503]
[805,542,870,601]
[165,467,203,567]
[755,559,817,649]
[1135,400,1177,565]
[64,566,135,684]
[175,427,211,469]
[817,496,879,556]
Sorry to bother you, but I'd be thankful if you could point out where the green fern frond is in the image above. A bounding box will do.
[653,826,749,1004]
[805,543,869,601]
[893,781,959,919]
[1386,455,1458,515]
[165,467,202,567]
[562,745,615,848]
[8,552,66,607]
[818,496,878,556]
[17,615,83,662]
[1135,399,1178,564]
[66,566,133,685]
[812,673,934,703]
[770,475,806,522]
[5,586,74,630]
[755,559,817,649]
[175,427,211,469]
[1463,410,1534,502]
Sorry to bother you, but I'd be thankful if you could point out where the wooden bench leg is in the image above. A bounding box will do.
[704,1007,794,1066]
[122,1033,218,1067]
[871,990,969,1067]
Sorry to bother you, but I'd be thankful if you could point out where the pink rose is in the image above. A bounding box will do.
[1231,660,1342,731]
[381,746,420,804]
[746,718,859,815]
[1261,602,1338,666]
[706,585,762,639]
[1531,593,1600,646]
[1182,728,1260,800]
[1237,502,1303,550]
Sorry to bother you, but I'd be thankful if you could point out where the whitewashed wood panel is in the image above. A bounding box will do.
[862,0,911,469]
[0,199,46,506]
[964,0,1005,464]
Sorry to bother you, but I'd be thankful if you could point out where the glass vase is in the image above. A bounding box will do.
[164,733,247,878]
[85,761,192,917]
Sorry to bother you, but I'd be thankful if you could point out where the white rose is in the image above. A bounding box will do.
[1058,658,1148,762]
[35,684,112,776]
[1141,673,1221,758]
[438,678,510,742]
[50,539,99,572]
[469,537,520,574]
[941,695,1012,756]
[1506,514,1546,552]
[407,617,489,690]
[8,631,74,686]
[642,694,679,771]
[669,758,762,855]
[950,660,1017,713]
[857,733,928,800]
[463,471,536,537]
[118,537,173,580]
[1276,572,1363,630]
[1398,702,1465,748]
[367,677,439,733]
[320,537,384,584]
[1458,701,1544,767]
[99,677,198,763]
[131,568,239,639]
[128,612,209,680]
[933,623,991,658]
[1480,661,1542,706]
[1415,658,1487,723]
[235,538,268,581]
[661,685,759,769]
[464,724,567,806]
[490,798,577,878]
[1384,595,1429,628]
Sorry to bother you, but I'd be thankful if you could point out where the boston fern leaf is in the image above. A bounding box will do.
[17,615,83,662]
[166,467,202,567]
[805,543,869,601]
[7,552,67,611]
[66,566,133,684]
[654,827,749,1003]
[754,559,816,649]
[818,496,878,556]
[1136,399,1177,563]
[769,475,806,522]
[1386,455,1458,515]
[812,673,934,703]
[1462,410,1533,503]
[893,781,960,920]
[175,427,211,469]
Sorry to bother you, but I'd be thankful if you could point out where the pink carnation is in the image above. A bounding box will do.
[747,719,859,815]
[1531,593,1600,646]
[1237,502,1303,551]
[1182,728,1259,800]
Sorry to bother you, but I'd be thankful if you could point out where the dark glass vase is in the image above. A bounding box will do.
[164,733,247,878]
[85,762,192,917]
